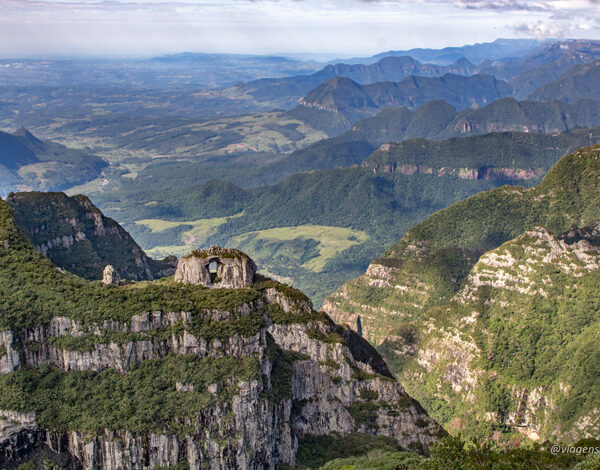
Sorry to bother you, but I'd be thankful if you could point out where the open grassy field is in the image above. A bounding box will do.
[136,214,243,258]
[229,225,369,273]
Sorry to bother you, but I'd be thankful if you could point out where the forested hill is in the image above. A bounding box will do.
[271,98,600,176]
[323,143,600,445]
[287,74,512,135]
[0,128,107,195]
[119,128,600,306]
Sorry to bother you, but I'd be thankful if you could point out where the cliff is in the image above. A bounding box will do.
[6,192,176,282]
[174,247,257,289]
[324,144,600,343]
[385,222,600,443]
[323,144,600,442]
[0,197,444,469]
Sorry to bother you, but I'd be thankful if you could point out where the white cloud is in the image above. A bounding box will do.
[0,0,599,57]
[513,20,573,38]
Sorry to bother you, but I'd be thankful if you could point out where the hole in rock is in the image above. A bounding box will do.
[209,260,220,283]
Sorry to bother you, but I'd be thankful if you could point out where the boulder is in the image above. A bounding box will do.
[102,265,120,285]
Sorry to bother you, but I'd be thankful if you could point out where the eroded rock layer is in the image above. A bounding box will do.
[0,197,444,469]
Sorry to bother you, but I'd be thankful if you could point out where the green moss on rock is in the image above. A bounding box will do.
[0,353,260,435]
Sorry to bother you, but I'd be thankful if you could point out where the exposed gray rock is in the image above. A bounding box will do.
[263,288,312,314]
[0,331,21,374]
[102,265,120,285]
[0,286,444,469]
[0,411,36,442]
[12,314,263,373]
[175,246,256,289]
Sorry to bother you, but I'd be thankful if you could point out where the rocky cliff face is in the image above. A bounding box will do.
[323,144,600,443]
[0,290,444,469]
[366,158,542,182]
[0,198,444,469]
[324,144,600,345]
[389,223,600,443]
[6,192,176,281]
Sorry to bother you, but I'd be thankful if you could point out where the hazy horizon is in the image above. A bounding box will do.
[0,38,548,61]
[1,0,599,59]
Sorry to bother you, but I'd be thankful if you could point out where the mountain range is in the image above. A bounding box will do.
[284,53,600,137]
[527,60,600,103]
[230,40,600,112]
[238,56,477,108]
[365,38,543,65]
[286,74,512,136]
[273,97,600,176]
[323,143,600,443]
[486,40,600,98]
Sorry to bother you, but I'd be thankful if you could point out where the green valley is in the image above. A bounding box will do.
[137,214,243,259]
[324,143,600,444]
[109,129,600,306]
[229,224,369,272]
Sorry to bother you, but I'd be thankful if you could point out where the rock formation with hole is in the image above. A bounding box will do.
[175,246,257,288]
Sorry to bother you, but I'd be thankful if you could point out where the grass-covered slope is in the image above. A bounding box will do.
[323,144,600,343]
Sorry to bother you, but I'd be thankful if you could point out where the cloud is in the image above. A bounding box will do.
[454,0,600,14]
[454,0,550,11]
[0,0,599,57]
[512,20,572,38]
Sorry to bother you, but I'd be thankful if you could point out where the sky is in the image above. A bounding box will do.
[0,0,599,58]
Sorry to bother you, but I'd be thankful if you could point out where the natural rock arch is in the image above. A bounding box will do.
[174,246,256,288]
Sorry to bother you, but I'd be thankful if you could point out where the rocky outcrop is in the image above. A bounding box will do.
[0,331,21,374]
[263,287,313,315]
[6,192,177,282]
[175,246,256,288]
[102,265,120,285]
[0,285,444,469]
[367,160,541,182]
[0,411,36,443]
[458,226,600,303]
[323,261,433,346]
[0,308,267,374]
